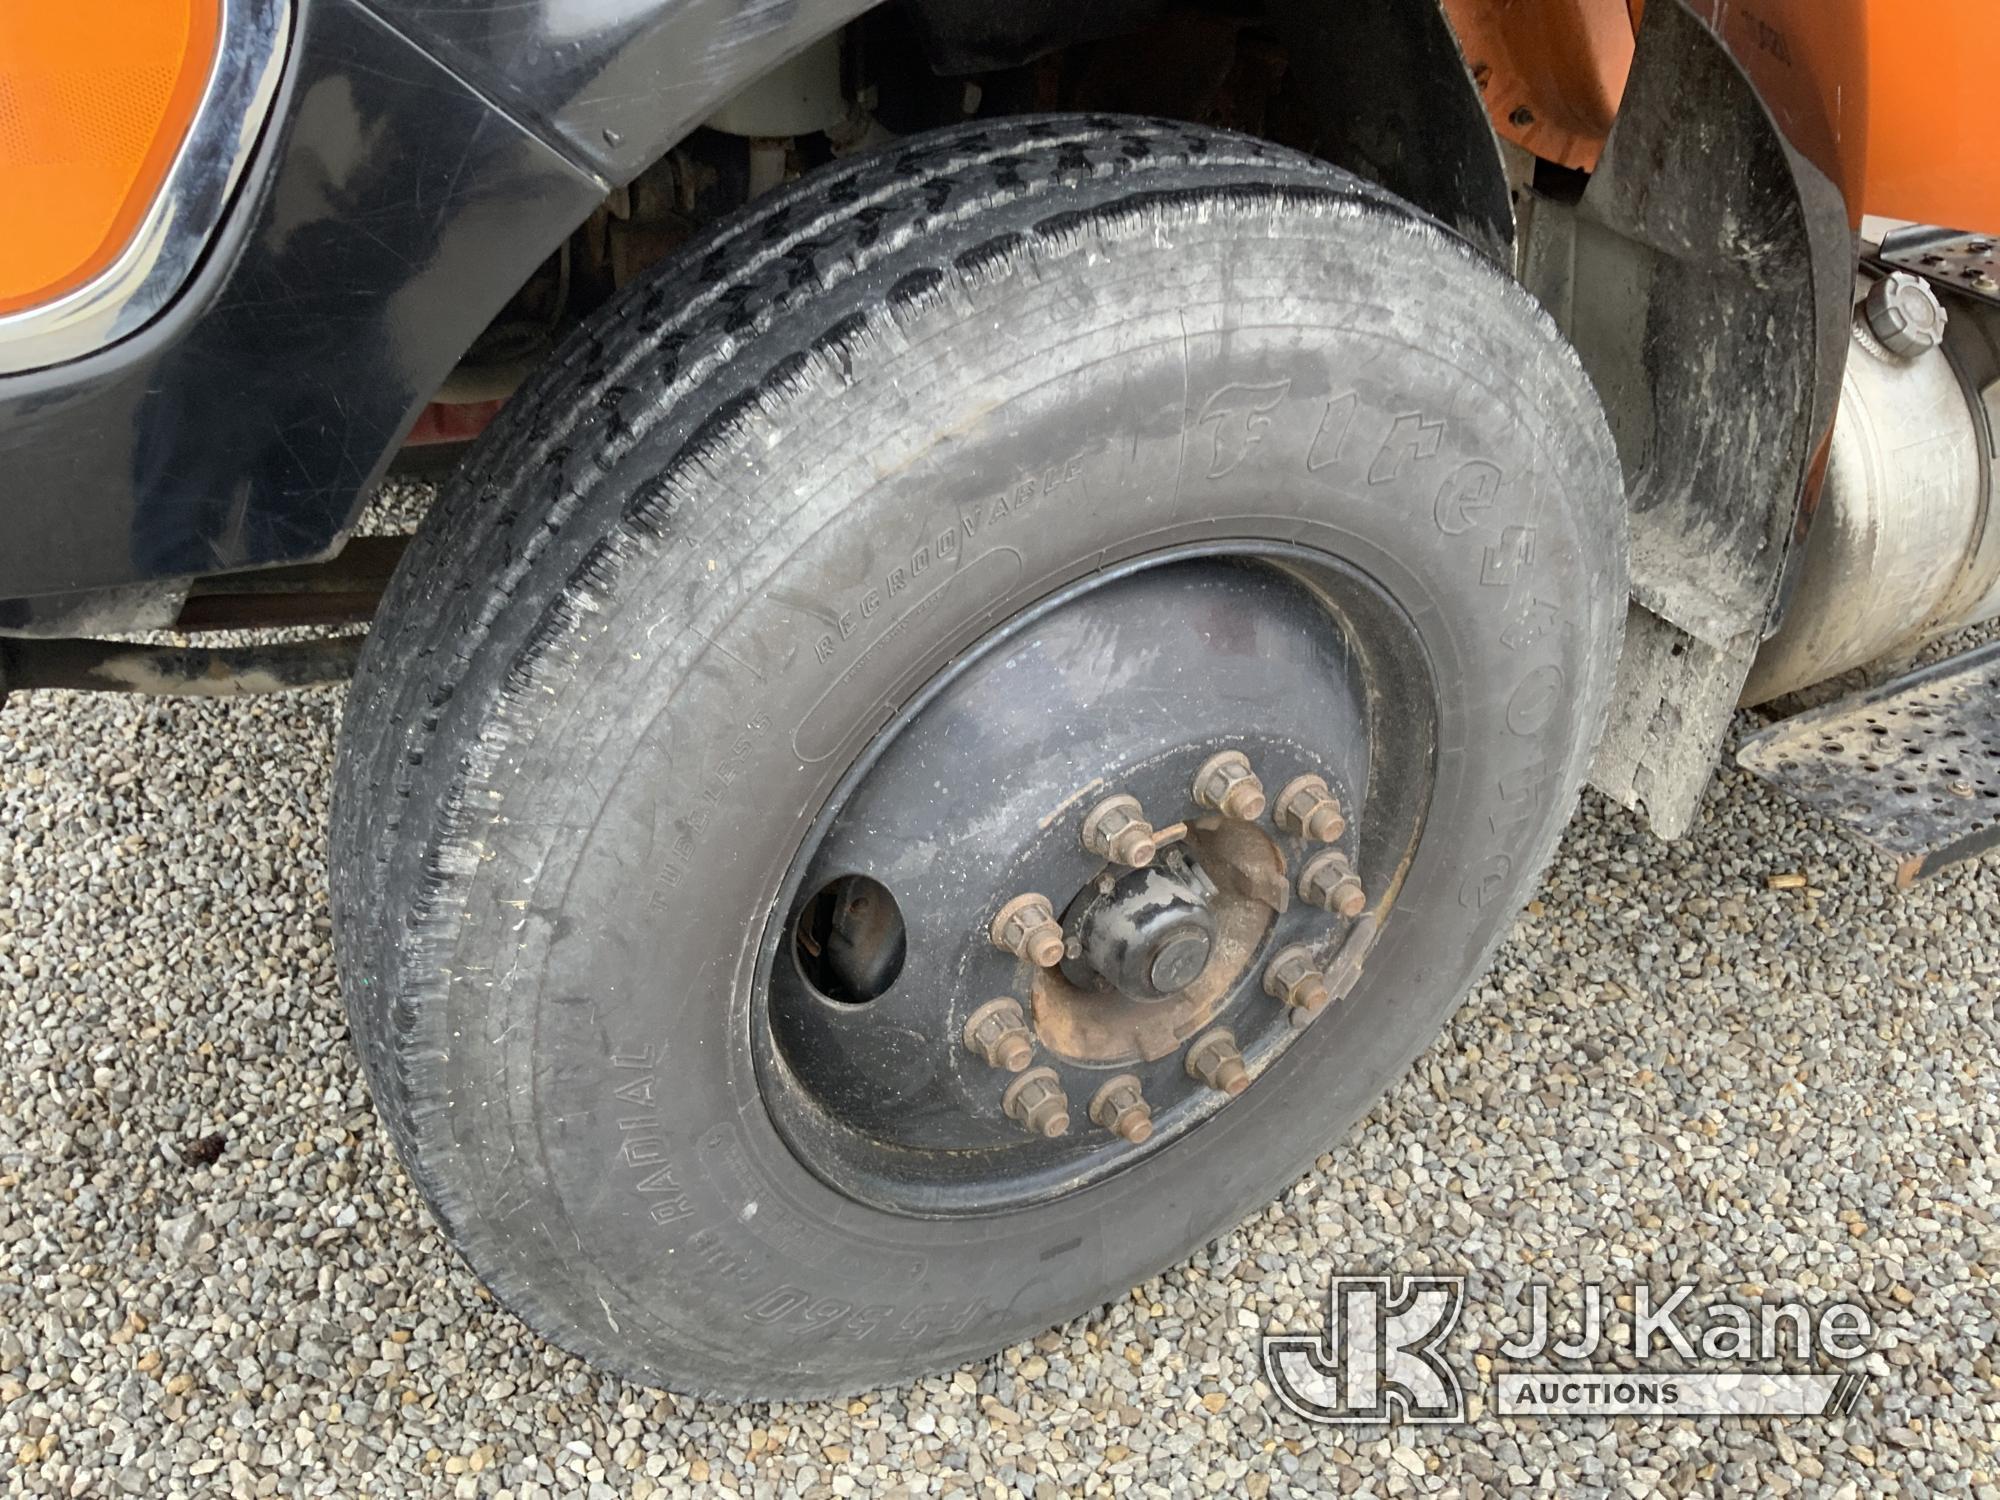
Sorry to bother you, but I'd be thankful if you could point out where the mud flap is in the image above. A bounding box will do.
[1526,1,1852,837]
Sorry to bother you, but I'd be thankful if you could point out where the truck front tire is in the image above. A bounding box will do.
[331,117,1624,1397]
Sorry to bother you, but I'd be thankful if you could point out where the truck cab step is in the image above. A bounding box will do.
[1737,639,2000,885]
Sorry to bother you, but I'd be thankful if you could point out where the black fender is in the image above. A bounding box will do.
[891,0,1517,267]
[1266,0,1514,269]
[0,0,872,605]
[0,0,1842,650]
[364,0,879,186]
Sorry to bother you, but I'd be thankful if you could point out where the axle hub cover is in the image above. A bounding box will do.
[1064,860,1220,1000]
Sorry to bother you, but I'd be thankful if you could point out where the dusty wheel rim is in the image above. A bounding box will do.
[754,543,1437,1215]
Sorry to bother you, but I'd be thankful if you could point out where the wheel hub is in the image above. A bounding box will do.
[756,549,1435,1214]
[1030,817,1285,1067]
[1063,859,1219,1000]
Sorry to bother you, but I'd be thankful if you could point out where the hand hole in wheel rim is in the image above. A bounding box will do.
[793,874,907,1004]
[754,545,1438,1216]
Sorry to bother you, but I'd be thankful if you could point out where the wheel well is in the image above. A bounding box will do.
[409,0,1848,848]
[419,0,1510,424]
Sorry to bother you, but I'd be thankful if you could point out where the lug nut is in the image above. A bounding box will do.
[963,997,1036,1072]
[1002,1066,1071,1137]
[1275,774,1346,843]
[1186,1029,1250,1096]
[1262,944,1330,1017]
[1081,794,1158,868]
[1299,849,1367,917]
[1089,1075,1154,1143]
[990,893,1066,967]
[1192,751,1267,821]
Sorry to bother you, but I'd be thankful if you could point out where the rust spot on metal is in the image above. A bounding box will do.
[1027,819,1285,1066]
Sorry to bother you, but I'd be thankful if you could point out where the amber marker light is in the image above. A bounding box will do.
[0,1,224,314]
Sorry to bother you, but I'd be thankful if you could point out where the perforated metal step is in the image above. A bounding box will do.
[1737,640,2000,885]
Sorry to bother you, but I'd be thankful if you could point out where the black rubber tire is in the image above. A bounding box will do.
[331,116,1625,1397]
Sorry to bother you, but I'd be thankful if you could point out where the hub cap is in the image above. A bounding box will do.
[756,548,1435,1214]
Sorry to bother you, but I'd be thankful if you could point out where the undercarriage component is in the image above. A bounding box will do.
[0,635,362,697]
[0,536,410,708]
[0,538,407,704]
[0,535,404,640]
[1745,276,1996,705]
[0,580,189,639]
[175,536,408,632]
[897,0,1171,74]
[1738,639,2000,884]
[703,31,848,139]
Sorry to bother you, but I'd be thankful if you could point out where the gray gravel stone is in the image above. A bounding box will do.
[0,486,1995,1495]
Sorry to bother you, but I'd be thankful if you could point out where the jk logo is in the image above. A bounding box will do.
[1263,1275,1467,1424]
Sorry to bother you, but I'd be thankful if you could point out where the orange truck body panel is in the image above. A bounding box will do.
[1442,0,2000,232]
[1439,0,1636,173]
[1856,0,2000,230]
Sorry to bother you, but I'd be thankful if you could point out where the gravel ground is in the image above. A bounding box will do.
[2,496,1996,1497]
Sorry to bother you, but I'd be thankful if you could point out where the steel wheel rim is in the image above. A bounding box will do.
[751,542,1439,1216]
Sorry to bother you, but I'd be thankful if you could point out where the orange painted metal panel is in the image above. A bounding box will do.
[1447,0,2000,234]
[1441,0,1635,171]
[1857,0,2000,231]
[0,1,224,314]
